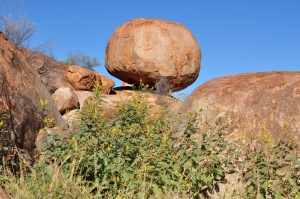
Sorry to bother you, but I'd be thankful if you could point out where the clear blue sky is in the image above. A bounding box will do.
[1,0,300,98]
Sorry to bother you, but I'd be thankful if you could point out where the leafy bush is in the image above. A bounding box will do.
[40,90,232,198]
[232,128,300,199]
[1,86,300,198]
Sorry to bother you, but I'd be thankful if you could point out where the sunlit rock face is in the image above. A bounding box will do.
[180,72,300,142]
[0,32,66,154]
[105,18,201,92]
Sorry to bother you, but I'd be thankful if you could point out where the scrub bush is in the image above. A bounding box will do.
[40,90,232,198]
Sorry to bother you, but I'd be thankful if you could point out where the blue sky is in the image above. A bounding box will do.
[1,0,300,98]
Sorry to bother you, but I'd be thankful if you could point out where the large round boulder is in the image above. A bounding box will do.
[180,72,300,142]
[105,18,201,92]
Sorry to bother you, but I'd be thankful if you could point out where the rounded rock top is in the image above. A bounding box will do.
[105,18,201,92]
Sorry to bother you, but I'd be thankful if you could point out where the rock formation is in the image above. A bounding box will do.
[65,65,115,93]
[82,87,182,119]
[94,73,115,94]
[65,65,96,90]
[0,32,66,155]
[74,91,94,110]
[21,48,74,93]
[51,87,79,114]
[105,18,201,92]
[180,72,300,142]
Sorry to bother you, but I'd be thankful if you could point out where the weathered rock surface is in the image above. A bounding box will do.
[0,32,66,154]
[62,109,82,132]
[94,73,115,94]
[36,126,69,150]
[180,72,300,141]
[0,187,8,199]
[65,65,96,90]
[105,18,201,92]
[51,87,79,114]
[74,91,94,110]
[65,65,115,93]
[82,87,182,118]
[21,48,74,93]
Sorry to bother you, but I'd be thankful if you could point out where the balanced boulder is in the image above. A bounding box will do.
[105,18,201,92]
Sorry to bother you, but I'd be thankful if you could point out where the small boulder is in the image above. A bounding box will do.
[105,18,201,92]
[74,90,94,110]
[62,109,82,132]
[65,66,96,90]
[51,87,79,114]
[94,73,115,94]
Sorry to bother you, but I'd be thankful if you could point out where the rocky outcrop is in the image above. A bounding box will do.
[0,32,66,155]
[180,72,300,142]
[65,65,115,93]
[105,18,201,92]
[62,109,82,133]
[35,126,69,150]
[21,48,74,93]
[74,91,94,110]
[65,65,96,90]
[0,187,8,199]
[51,87,79,114]
[95,73,115,94]
[82,87,182,119]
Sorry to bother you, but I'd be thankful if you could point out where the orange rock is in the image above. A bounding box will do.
[105,18,201,92]
[94,73,115,94]
[65,66,96,90]
[180,72,300,142]
[82,87,182,119]
[51,87,79,114]
[0,32,66,155]
[21,48,74,93]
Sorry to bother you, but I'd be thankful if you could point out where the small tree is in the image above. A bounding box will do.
[0,15,35,47]
[65,51,100,71]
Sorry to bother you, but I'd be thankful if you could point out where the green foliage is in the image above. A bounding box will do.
[1,86,300,198]
[65,51,100,71]
[40,91,231,198]
[0,110,10,173]
[232,126,300,198]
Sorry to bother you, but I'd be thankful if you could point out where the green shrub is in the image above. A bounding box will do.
[233,127,300,198]
[2,86,299,198]
[40,91,231,198]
